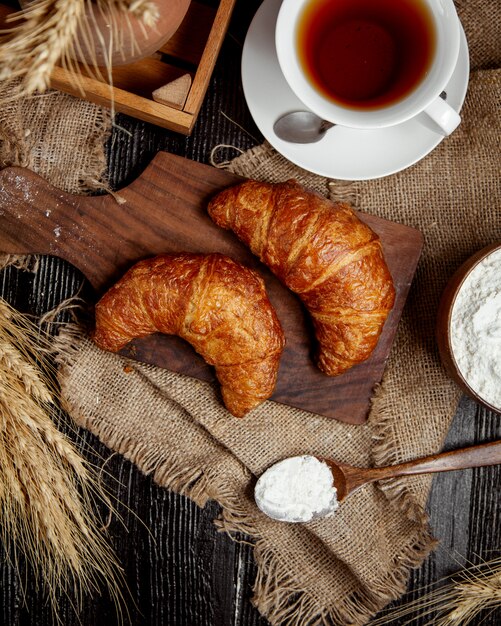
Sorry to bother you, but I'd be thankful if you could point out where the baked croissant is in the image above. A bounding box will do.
[93,253,285,417]
[208,180,395,376]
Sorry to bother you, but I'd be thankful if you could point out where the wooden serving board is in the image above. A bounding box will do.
[0,152,422,423]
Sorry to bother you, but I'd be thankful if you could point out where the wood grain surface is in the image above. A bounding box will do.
[0,0,499,624]
[0,152,421,423]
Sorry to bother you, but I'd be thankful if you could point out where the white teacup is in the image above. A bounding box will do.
[276,0,462,135]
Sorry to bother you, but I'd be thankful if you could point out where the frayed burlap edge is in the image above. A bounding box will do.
[54,322,231,508]
[0,89,113,196]
[220,509,436,626]
[53,323,437,626]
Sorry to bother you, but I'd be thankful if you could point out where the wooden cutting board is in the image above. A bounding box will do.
[0,151,422,424]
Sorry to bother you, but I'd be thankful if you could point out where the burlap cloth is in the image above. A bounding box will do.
[0,88,111,194]
[1,2,500,624]
[0,88,111,272]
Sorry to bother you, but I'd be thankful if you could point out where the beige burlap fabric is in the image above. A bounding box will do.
[56,68,501,626]
[0,88,111,194]
[456,0,501,70]
[0,1,499,623]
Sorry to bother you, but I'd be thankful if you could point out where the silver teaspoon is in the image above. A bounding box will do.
[273,94,446,145]
[273,111,336,143]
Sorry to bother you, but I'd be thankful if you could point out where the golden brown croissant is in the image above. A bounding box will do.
[93,253,285,417]
[208,180,395,376]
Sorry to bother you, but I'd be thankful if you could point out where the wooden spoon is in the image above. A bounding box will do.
[325,440,501,502]
[255,441,501,522]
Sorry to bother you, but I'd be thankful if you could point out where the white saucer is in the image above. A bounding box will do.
[241,0,469,180]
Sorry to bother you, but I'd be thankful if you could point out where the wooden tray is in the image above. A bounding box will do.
[0,0,236,134]
[0,152,422,424]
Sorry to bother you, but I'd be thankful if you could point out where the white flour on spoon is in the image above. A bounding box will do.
[254,455,339,522]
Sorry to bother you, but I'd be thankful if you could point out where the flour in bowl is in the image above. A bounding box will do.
[254,455,339,522]
[451,248,501,410]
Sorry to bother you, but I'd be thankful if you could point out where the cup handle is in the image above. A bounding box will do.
[423,96,461,136]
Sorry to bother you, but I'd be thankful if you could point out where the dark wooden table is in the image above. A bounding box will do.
[1,1,500,624]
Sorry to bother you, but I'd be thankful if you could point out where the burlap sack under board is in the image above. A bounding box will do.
[56,69,501,626]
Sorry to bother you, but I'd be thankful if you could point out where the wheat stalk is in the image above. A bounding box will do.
[116,0,160,28]
[0,297,125,621]
[0,0,160,101]
[370,557,501,625]
[0,0,85,95]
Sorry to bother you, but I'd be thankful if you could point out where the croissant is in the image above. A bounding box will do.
[208,180,395,376]
[93,253,285,417]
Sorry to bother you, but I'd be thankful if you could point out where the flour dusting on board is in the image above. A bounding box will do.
[13,174,37,204]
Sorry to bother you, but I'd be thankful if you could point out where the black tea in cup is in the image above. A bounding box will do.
[297,0,437,110]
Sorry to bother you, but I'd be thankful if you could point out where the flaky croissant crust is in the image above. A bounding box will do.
[93,253,285,417]
[208,180,395,375]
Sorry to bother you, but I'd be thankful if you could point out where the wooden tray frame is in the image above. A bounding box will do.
[0,0,237,135]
